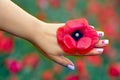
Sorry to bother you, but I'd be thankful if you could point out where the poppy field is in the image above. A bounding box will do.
[0,0,120,80]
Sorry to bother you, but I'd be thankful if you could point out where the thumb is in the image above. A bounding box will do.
[49,55,75,70]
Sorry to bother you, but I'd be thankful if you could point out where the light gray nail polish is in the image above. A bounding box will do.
[67,64,75,70]
[102,40,109,45]
[90,26,95,28]
[97,49,104,53]
[97,31,104,37]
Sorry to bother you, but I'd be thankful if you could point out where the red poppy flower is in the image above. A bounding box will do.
[108,63,120,77]
[65,74,79,80]
[49,0,60,8]
[57,18,99,54]
[53,64,62,74]
[0,36,14,53]
[75,59,86,73]
[85,56,102,67]
[42,70,53,80]
[5,59,23,74]
[22,53,40,68]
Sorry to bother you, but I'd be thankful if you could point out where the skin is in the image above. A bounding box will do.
[0,0,108,69]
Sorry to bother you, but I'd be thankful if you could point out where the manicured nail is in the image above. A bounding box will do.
[67,64,75,70]
[102,40,109,45]
[96,48,104,53]
[90,26,95,28]
[97,31,104,38]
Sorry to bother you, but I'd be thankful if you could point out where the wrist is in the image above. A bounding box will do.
[28,20,46,43]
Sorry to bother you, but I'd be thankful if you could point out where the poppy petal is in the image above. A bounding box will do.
[77,37,92,50]
[65,18,88,33]
[63,34,76,49]
[57,27,65,41]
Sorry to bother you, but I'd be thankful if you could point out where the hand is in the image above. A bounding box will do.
[0,0,109,70]
[32,22,109,70]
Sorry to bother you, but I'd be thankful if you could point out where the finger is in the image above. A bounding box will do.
[48,55,75,70]
[95,40,109,47]
[85,48,104,55]
[90,26,104,38]
[97,31,104,38]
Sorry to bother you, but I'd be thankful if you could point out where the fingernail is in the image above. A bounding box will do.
[90,26,95,28]
[67,64,75,70]
[102,40,109,45]
[97,31,104,38]
[96,49,104,53]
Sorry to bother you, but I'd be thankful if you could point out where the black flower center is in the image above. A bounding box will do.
[71,30,83,41]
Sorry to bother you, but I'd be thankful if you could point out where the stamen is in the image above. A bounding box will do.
[71,30,83,41]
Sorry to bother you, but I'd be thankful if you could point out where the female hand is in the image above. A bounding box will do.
[32,22,109,70]
[0,0,109,70]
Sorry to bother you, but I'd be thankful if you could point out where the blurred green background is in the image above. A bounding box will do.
[0,0,120,80]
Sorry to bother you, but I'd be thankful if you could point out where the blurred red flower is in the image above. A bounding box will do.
[5,59,23,74]
[42,70,53,80]
[75,59,87,73]
[37,0,48,9]
[103,45,117,59]
[87,1,102,14]
[65,0,77,11]
[57,18,99,54]
[102,23,119,41]
[65,74,79,80]
[85,56,102,67]
[49,0,60,8]
[53,63,62,74]
[22,53,40,68]
[0,36,13,53]
[108,63,120,77]
[75,59,89,80]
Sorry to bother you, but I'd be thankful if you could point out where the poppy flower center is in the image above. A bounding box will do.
[71,30,83,41]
